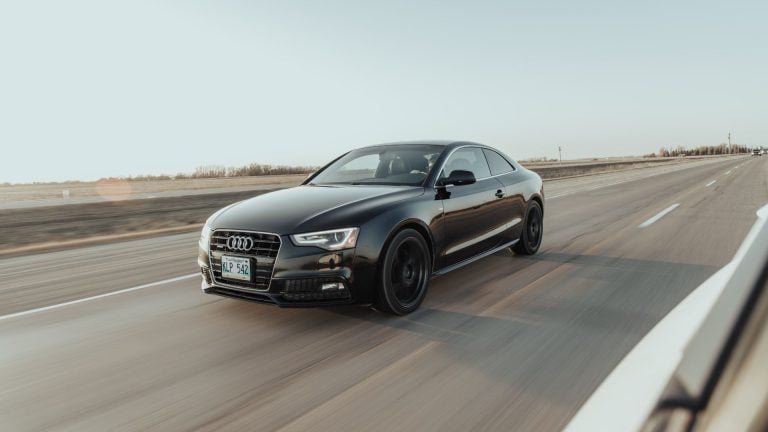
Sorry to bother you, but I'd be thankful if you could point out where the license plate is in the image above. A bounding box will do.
[221,255,252,281]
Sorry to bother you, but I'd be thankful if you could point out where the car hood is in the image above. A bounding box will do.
[210,185,424,234]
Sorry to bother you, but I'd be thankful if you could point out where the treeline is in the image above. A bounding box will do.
[652,144,753,158]
[109,163,318,182]
[180,163,317,179]
[519,156,559,163]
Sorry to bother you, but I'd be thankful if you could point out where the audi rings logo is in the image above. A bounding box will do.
[226,235,254,251]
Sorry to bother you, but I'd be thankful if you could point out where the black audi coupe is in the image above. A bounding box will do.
[198,141,544,315]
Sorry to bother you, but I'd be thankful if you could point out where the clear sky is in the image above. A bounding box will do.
[1,0,765,183]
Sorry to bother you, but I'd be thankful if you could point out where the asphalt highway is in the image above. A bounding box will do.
[1,155,766,431]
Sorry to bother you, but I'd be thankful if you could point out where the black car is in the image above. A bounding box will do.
[198,141,544,314]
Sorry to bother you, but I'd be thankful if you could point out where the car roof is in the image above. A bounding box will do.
[360,140,488,151]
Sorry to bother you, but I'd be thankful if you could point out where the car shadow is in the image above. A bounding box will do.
[313,251,722,404]
[216,250,723,405]
[325,251,719,342]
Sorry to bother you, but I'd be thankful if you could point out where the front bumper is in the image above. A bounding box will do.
[200,268,355,307]
[198,234,364,307]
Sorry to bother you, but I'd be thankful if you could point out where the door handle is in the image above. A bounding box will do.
[495,190,505,199]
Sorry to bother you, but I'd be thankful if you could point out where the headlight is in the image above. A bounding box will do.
[199,223,212,248]
[291,228,359,251]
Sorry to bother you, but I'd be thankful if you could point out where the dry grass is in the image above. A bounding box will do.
[0,174,308,203]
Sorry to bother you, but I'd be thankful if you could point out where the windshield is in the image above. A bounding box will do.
[309,145,444,186]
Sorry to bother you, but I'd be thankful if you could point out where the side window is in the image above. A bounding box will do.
[441,147,492,179]
[483,149,516,175]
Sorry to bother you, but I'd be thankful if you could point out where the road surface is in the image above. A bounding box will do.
[1,155,766,431]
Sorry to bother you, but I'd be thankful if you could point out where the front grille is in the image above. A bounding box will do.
[209,230,281,291]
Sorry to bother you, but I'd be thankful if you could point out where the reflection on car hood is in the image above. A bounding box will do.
[210,185,424,234]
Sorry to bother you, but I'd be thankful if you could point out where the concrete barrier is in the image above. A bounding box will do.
[524,155,735,180]
[526,159,678,179]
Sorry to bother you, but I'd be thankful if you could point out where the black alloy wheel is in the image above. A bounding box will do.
[513,201,543,255]
[376,229,431,315]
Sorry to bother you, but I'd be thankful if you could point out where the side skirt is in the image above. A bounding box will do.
[432,239,519,277]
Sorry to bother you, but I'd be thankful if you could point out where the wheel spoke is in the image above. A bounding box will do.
[390,265,400,284]
[389,238,428,305]
[527,209,542,247]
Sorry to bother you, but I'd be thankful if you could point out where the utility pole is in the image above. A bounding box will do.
[558,146,562,163]
[728,132,732,155]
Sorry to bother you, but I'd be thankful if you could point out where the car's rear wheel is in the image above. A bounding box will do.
[513,201,543,255]
[375,229,431,315]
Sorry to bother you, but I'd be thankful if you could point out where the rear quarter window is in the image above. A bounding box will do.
[483,149,516,175]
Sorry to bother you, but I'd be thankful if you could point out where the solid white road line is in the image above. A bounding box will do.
[0,273,199,322]
[706,180,717,187]
[638,204,680,228]
[725,170,732,175]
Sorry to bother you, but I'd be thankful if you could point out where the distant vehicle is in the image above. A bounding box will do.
[198,141,544,315]
[752,149,761,156]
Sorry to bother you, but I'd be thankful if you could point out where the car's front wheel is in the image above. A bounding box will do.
[375,229,431,315]
[513,201,543,255]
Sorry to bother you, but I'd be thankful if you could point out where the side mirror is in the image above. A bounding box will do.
[438,170,476,187]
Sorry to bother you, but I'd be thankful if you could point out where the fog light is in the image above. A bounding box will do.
[321,282,344,291]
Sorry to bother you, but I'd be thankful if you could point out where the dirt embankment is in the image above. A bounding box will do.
[531,158,678,179]
[0,190,269,255]
[0,156,725,256]
[0,175,307,203]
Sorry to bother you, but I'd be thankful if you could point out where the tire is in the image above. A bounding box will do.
[375,229,431,315]
[513,201,543,255]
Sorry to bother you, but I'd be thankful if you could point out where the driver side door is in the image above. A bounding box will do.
[437,147,509,267]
